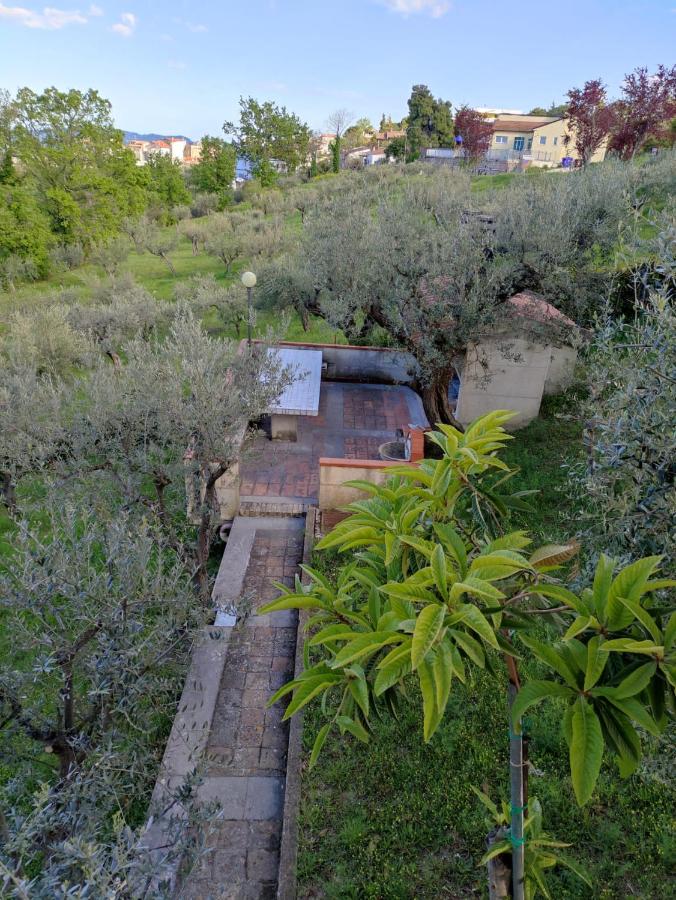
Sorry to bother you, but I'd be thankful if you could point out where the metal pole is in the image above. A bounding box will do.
[247,286,253,347]
[508,681,525,900]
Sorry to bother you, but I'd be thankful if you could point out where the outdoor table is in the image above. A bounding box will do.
[267,347,322,441]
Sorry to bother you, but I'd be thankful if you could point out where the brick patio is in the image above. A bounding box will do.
[239,381,426,505]
[180,521,304,900]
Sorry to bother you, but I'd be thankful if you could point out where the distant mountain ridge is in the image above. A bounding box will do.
[123,131,193,144]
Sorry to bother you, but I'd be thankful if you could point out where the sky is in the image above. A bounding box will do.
[0,0,675,139]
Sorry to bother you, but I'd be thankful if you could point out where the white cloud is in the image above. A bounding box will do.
[0,3,90,29]
[168,59,187,70]
[172,17,207,32]
[88,3,102,14]
[111,10,135,36]
[378,0,451,17]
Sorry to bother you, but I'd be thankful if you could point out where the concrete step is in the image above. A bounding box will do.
[239,495,315,517]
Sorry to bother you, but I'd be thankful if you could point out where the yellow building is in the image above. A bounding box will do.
[489,114,608,168]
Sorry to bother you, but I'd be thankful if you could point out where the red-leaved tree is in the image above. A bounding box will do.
[454,106,493,161]
[563,78,616,166]
[609,64,676,159]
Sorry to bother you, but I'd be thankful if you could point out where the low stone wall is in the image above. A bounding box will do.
[141,626,232,892]
[318,457,416,510]
[277,508,316,900]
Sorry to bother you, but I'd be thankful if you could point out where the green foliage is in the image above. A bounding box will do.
[189,135,236,207]
[224,95,312,173]
[512,554,674,804]
[13,87,147,246]
[0,180,53,281]
[476,791,591,899]
[386,135,407,161]
[406,84,454,159]
[264,408,672,899]
[144,153,191,213]
[571,218,675,560]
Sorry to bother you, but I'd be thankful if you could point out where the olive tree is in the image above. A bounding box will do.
[124,215,179,275]
[69,309,290,597]
[572,219,675,560]
[0,501,213,898]
[0,364,67,512]
[175,274,247,337]
[89,233,131,276]
[271,178,511,426]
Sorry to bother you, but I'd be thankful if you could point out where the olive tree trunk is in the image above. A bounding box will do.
[416,370,464,431]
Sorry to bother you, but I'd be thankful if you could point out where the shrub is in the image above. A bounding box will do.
[49,241,85,272]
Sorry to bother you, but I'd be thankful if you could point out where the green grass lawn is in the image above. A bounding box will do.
[296,394,674,899]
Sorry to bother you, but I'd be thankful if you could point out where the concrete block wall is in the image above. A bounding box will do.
[544,345,578,395]
[456,337,553,429]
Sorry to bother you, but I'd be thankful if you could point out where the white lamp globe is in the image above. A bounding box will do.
[241,271,257,288]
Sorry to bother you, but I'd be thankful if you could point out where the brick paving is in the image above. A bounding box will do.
[240,381,425,503]
[181,524,304,900]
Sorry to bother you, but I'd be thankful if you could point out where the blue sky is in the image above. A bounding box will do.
[1,1,674,138]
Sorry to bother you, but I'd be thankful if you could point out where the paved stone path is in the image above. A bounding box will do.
[240,382,425,504]
[181,520,304,900]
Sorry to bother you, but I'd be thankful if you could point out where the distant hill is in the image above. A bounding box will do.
[123,131,193,144]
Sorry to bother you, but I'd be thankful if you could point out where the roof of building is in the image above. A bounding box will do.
[375,130,405,141]
[492,115,561,133]
[506,291,577,328]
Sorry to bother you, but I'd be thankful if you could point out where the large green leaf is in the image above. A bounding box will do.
[433,642,453,717]
[411,603,446,669]
[330,632,403,668]
[309,723,331,768]
[348,676,370,719]
[606,556,661,631]
[449,628,485,667]
[451,604,499,649]
[373,655,411,696]
[570,697,604,806]
[601,638,664,656]
[259,593,328,614]
[336,715,369,743]
[614,661,657,698]
[283,675,343,719]
[591,554,615,621]
[430,544,448,596]
[598,704,641,777]
[519,635,579,688]
[584,636,608,690]
[433,523,467,574]
[449,577,506,604]
[615,595,661,643]
[417,657,440,741]
[511,680,574,725]
[601,694,661,736]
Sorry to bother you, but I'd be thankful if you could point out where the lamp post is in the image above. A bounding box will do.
[241,271,257,347]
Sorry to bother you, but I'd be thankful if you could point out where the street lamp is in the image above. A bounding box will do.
[241,271,257,347]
